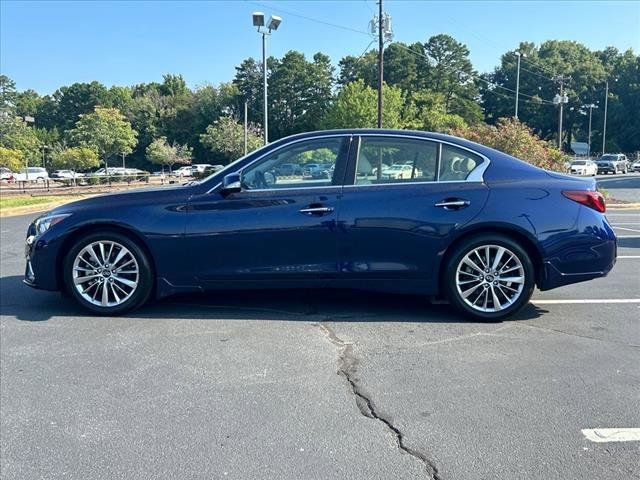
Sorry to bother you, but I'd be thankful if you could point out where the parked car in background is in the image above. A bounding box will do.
[382,164,423,180]
[0,167,16,182]
[275,163,303,176]
[51,170,83,179]
[632,160,640,172]
[174,166,194,177]
[15,167,49,182]
[569,160,597,176]
[24,129,616,321]
[596,154,628,174]
[91,168,121,176]
[191,164,214,174]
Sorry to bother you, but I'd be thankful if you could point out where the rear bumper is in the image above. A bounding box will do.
[539,240,616,290]
[538,208,617,291]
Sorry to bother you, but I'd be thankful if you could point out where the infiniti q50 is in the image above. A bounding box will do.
[24,130,617,321]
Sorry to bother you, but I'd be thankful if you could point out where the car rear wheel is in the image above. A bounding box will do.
[64,231,153,315]
[444,235,535,321]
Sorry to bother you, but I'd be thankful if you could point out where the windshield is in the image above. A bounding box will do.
[600,155,618,161]
[572,161,587,165]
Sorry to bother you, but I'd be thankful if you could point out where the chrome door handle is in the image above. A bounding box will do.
[434,199,470,209]
[299,206,334,215]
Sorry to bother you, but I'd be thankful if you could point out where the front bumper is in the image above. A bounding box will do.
[23,225,61,292]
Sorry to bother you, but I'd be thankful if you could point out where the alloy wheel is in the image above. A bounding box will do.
[455,244,525,313]
[72,240,139,307]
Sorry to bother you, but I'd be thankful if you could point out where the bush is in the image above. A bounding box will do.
[452,118,567,172]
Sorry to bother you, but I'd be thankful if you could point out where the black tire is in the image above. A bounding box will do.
[444,234,535,321]
[63,231,153,315]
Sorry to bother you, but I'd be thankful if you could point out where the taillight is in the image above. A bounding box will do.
[562,190,606,213]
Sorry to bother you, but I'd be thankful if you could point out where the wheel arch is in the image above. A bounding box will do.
[438,224,544,293]
[56,222,157,294]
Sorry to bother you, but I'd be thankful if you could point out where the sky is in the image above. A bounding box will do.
[1,0,639,94]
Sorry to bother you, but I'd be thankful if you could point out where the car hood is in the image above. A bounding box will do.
[49,184,193,215]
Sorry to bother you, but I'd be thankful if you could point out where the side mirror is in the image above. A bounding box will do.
[221,172,242,196]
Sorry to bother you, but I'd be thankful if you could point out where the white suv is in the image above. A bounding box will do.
[15,167,49,182]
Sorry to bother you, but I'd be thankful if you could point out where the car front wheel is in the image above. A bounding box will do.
[445,235,535,321]
[64,231,153,315]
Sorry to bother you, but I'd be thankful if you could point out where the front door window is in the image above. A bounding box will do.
[241,137,347,190]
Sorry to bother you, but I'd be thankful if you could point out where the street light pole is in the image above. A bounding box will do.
[244,100,248,155]
[262,31,268,144]
[42,144,48,168]
[23,116,35,182]
[252,12,282,146]
[602,80,609,156]
[515,51,523,119]
[377,0,384,129]
[583,104,598,158]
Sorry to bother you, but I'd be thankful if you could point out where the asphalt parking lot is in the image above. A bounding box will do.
[1,206,639,479]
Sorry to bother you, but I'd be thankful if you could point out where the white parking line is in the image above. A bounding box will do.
[582,428,640,443]
[532,299,640,304]
[617,256,640,259]
[613,226,640,233]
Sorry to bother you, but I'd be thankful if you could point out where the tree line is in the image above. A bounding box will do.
[1,34,637,173]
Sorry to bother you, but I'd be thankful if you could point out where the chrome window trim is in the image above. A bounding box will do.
[230,184,343,194]
[353,133,490,187]
[205,133,351,194]
[343,180,484,190]
[205,131,491,194]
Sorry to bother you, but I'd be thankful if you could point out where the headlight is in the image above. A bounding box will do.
[34,213,71,235]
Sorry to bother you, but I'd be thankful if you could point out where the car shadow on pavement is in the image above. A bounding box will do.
[0,275,547,323]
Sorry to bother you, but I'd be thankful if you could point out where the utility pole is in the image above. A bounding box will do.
[553,75,570,150]
[602,79,609,155]
[121,152,126,169]
[377,0,384,129]
[370,1,392,129]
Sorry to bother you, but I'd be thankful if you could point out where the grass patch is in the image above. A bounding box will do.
[0,195,84,210]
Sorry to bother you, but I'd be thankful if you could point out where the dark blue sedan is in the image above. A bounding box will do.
[24,130,617,320]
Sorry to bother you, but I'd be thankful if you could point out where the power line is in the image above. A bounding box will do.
[248,0,556,104]
[248,1,370,36]
[393,43,555,104]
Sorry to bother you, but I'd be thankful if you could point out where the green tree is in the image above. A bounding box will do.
[0,116,41,165]
[200,116,262,162]
[0,75,17,114]
[403,90,467,132]
[481,40,610,150]
[49,146,100,172]
[324,80,404,129]
[145,136,192,173]
[14,89,43,118]
[69,107,138,167]
[50,81,111,131]
[0,146,23,171]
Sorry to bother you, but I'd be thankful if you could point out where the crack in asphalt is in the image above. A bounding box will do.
[316,321,442,480]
